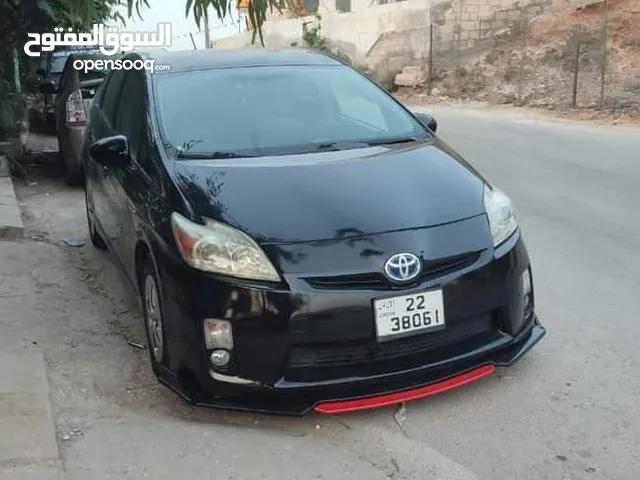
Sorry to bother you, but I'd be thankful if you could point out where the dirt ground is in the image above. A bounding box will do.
[395,92,640,126]
[414,0,640,116]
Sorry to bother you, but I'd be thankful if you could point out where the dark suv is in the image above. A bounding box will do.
[37,46,101,132]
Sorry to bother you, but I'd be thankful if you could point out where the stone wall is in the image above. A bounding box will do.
[214,0,434,67]
[214,0,591,71]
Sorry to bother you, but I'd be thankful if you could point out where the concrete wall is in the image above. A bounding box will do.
[214,0,590,70]
[215,0,433,67]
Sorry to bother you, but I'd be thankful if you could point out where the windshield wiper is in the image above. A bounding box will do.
[177,151,255,159]
[314,141,368,151]
[314,136,420,151]
[364,136,420,146]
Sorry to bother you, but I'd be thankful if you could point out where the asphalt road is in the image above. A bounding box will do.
[12,106,640,480]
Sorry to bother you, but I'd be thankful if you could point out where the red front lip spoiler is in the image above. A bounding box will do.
[314,364,496,414]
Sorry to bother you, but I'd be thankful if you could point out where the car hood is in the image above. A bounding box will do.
[173,139,488,244]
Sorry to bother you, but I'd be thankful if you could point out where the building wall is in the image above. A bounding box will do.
[214,0,590,70]
[215,0,432,63]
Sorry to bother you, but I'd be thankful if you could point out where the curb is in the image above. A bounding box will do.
[0,174,25,240]
[0,351,64,480]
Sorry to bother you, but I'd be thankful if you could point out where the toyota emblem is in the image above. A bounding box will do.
[384,253,421,283]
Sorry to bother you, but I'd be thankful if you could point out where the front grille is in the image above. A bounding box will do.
[304,251,481,290]
[286,313,495,372]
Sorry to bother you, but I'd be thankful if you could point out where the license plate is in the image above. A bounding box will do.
[373,290,445,341]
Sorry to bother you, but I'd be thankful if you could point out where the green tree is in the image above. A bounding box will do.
[0,0,124,56]
[0,0,121,138]
[125,0,290,46]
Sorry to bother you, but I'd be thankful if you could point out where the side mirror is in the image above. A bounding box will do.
[414,112,437,133]
[39,80,57,94]
[89,135,130,168]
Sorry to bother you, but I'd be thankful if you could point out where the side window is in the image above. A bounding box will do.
[100,69,127,126]
[114,70,146,163]
[332,82,388,131]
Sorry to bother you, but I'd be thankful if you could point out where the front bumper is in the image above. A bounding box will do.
[158,317,544,415]
[154,226,546,416]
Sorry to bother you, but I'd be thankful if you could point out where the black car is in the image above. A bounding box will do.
[82,48,545,415]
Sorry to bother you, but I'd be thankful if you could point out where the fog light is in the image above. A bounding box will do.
[522,268,532,297]
[522,268,533,318]
[210,349,231,367]
[204,319,233,350]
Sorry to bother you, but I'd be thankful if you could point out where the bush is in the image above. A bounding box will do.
[302,15,327,51]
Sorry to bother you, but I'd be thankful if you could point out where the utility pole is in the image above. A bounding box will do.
[203,6,211,48]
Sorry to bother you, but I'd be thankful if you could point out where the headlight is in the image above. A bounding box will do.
[483,184,518,247]
[170,212,281,282]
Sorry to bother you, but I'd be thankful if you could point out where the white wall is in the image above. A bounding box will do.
[215,0,431,64]
[212,0,580,69]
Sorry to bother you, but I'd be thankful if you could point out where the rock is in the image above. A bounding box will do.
[395,71,426,87]
[401,66,423,76]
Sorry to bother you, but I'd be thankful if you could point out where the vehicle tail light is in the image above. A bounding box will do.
[66,89,87,127]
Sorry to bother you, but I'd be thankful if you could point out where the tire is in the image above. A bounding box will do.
[84,182,107,250]
[58,139,84,187]
[45,112,56,134]
[140,259,169,376]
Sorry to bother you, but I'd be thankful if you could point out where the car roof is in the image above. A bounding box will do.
[65,52,114,62]
[52,46,101,56]
[135,47,343,73]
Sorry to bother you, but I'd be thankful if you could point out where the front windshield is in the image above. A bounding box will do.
[153,64,430,157]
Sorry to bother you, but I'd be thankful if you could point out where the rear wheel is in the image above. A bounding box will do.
[64,156,84,186]
[57,139,84,186]
[84,181,107,250]
[141,259,169,376]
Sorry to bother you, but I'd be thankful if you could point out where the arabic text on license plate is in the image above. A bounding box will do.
[373,290,445,341]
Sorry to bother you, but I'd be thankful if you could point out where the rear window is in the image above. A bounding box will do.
[152,64,426,157]
[50,55,69,73]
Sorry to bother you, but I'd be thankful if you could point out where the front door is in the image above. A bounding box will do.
[104,69,151,283]
[89,69,127,250]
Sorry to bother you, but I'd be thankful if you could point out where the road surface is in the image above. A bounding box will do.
[8,106,640,479]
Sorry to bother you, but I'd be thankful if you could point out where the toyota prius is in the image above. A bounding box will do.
[82,48,546,415]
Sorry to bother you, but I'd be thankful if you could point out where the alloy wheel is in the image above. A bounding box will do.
[144,274,164,364]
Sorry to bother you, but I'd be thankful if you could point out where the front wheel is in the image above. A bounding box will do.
[141,260,169,376]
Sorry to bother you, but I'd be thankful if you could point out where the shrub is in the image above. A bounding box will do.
[302,15,327,51]
[0,79,26,140]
